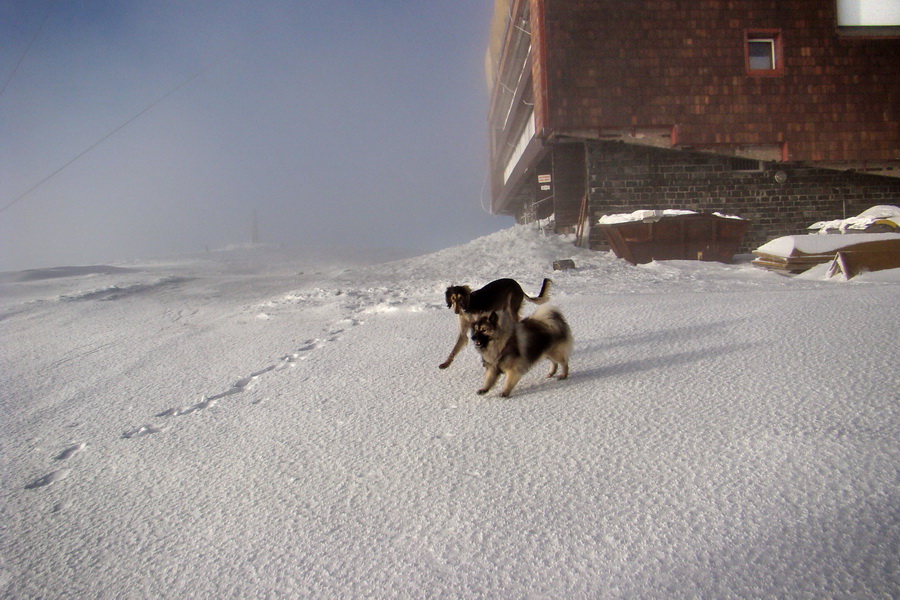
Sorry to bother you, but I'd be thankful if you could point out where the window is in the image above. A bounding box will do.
[748,39,775,69]
[745,30,783,76]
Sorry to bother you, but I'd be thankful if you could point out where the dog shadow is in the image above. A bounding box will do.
[578,318,750,353]
[468,318,757,399]
[570,341,759,383]
[567,317,756,379]
[501,337,759,399]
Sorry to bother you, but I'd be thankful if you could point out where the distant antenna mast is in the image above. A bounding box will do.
[251,210,259,245]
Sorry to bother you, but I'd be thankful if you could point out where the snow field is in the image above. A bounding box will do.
[1,226,897,598]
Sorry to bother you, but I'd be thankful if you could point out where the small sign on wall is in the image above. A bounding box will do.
[538,173,552,192]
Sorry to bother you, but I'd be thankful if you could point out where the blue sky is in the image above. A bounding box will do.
[0,1,511,270]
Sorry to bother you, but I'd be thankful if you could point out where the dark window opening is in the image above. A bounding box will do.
[748,39,776,69]
[731,157,763,171]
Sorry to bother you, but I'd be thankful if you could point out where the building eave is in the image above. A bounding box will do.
[808,161,900,179]
[492,136,547,216]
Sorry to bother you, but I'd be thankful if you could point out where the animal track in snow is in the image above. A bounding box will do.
[25,468,70,490]
[234,366,275,388]
[122,424,164,439]
[152,365,280,420]
[54,442,86,461]
[155,398,218,418]
[124,312,363,440]
[24,442,86,491]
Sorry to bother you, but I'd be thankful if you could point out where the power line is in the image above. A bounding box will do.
[0,2,55,97]
[3,64,206,216]
[1,25,258,217]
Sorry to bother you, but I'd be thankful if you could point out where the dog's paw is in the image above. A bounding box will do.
[500,391,511,398]
[476,388,488,395]
[439,361,451,369]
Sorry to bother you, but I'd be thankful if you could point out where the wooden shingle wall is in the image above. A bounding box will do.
[540,0,899,163]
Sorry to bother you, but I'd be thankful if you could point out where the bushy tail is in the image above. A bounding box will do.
[526,278,553,304]
[529,304,572,340]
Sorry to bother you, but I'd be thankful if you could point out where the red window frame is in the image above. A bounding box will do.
[745,29,784,76]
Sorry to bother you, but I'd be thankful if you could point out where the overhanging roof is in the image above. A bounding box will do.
[492,136,547,216]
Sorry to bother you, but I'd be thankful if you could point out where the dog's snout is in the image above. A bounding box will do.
[471,331,489,348]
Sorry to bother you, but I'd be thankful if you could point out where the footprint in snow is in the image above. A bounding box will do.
[25,442,85,490]
[122,424,164,439]
[235,365,275,387]
[297,339,318,352]
[288,337,328,356]
[54,442,86,461]
[154,365,280,419]
[25,468,70,490]
[125,320,359,439]
[155,397,219,418]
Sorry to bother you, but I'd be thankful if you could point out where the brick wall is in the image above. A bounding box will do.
[584,141,900,252]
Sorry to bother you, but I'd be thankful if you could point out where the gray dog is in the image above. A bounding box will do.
[469,305,572,398]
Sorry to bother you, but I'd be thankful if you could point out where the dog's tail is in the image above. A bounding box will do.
[526,278,553,304]
[529,304,572,340]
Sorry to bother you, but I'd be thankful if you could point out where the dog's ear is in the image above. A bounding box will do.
[445,287,454,308]
[489,311,499,326]
[458,286,471,310]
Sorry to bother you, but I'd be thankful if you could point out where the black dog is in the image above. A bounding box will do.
[439,278,551,369]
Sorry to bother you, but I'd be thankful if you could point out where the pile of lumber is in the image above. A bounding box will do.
[752,233,900,275]
[826,245,900,280]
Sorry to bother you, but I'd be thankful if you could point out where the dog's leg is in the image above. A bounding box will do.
[499,369,523,398]
[477,366,501,395]
[439,317,469,369]
[546,362,558,378]
[546,346,570,379]
[509,293,524,321]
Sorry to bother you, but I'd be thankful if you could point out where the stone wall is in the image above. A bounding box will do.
[584,141,900,252]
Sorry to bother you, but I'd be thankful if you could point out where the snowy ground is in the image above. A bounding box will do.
[1,226,898,598]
